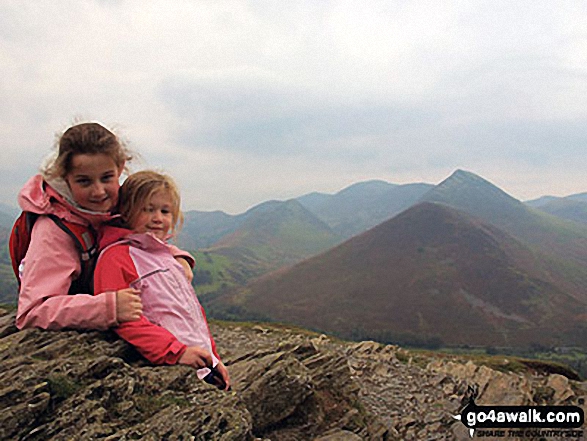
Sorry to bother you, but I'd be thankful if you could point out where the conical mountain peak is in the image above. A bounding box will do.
[420,169,525,224]
[434,169,518,201]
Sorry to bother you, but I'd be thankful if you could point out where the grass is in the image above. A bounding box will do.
[192,251,239,296]
[277,221,338,255]
[46,374,82,402]
[408,346,583,380]
[134,392,190,417]
[0,263,18,305]
[211,317,337,338]
[0,302,17,312]
[213,317,585,380]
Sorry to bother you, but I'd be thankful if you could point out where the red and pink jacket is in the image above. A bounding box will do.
[94,226,220,378]
[16,174,194,331]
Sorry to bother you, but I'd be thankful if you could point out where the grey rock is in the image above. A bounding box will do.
[1,309,584,441]
[313,429,363,441]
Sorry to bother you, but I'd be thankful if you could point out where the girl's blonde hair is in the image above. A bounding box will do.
[43,122,133,179]
[118,170,184,235]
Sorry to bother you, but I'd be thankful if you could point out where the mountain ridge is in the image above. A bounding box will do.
[212,200,587,348]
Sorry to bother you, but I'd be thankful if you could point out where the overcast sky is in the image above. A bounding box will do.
[1,1,586,214]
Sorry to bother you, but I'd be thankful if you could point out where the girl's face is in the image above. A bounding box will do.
[65,153,123,212]
[132,190,174,240]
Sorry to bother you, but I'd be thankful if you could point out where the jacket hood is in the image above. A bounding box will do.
[18,174,113,226]
[99,225,171,252]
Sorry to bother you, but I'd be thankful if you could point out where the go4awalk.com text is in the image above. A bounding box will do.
[454,402,584,438]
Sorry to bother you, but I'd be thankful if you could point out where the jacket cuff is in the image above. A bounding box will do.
[164,341,188,365]
[103,291,119,326]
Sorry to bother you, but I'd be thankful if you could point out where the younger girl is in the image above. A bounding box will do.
[16,122,194,330]
[94,170,230,390]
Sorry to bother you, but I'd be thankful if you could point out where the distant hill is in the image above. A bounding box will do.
[180,180,434,295]
[213,202,587,348]
[297,180,433,238]
[181,179,433,252]
[207,199,340,274]
[0,226,17,305]
[297,180,396,212]
[525,193,587,226]
[0,203,18,230]
[527,192,587,208]
[188,171,587,320]
[570,192,587,203]
[533,199,587,225]
[180,200,342,295]
[179,210,241,249]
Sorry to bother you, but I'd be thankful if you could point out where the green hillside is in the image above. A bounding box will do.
[210,199,340,267]
[0,227,18,305]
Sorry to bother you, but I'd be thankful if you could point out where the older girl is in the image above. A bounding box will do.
[16,122,194,330]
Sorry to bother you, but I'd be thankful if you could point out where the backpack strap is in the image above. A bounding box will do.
[46,214,98,294]
[11,211,99,294]
[47,214,98,263]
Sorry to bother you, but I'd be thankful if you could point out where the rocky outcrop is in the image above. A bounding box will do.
[1,310,585,440]
[0,312,383,440]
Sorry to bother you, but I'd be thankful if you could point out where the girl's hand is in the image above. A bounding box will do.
[115,288,142,322]
[214,362,231,391]
[178,346,213,370]
[176,257,194,283]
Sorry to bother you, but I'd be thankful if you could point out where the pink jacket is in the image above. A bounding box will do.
[15,174,194,331]
[94,226,220,378]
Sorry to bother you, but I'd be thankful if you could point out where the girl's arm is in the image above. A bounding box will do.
[176,255,194,283]
[168,244,195,282]
[168,244,195,268]
[16,216,118,330]
[94,244,188,364]
[114,316,188,364]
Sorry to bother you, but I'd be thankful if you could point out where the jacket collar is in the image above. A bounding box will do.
[18,174,113,226]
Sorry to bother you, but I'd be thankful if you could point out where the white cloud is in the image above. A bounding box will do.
[0,0,586,213]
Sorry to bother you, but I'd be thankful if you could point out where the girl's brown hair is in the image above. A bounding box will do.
[43,122,133,179]
[118,170,184,235]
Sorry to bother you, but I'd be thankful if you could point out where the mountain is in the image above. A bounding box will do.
[526,195,560,208]
[533,198,587,225]
[0,226,17,305]
[213,202,587,348]
[181,200,342,296]
[208,199,340,272]
[525,192,587,225]
[527,192,587,208]
[0,203,18,230]
[297,180,433,238]
[179,210,240,249]
[419,170,535,234]
[419,169,587,268]
[180,180,435,295]
[191,171,587,334]
[180,179,434,255]
[570,192,587,203]
[297,180,396,211]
